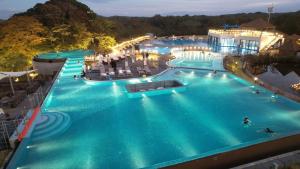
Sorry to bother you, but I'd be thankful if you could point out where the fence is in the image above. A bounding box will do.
[0,87,46,150]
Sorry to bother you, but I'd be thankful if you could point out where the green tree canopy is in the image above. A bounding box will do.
[0,16,47,71]
[93,35,116,55]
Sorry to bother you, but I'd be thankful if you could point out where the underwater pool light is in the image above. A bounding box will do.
[207,72,212,77]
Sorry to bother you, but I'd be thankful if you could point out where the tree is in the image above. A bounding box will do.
[93,35,116,55]
[0,16,47,71]
[51,24,72,50]
[71,23,93,49]
[48,23,94,51]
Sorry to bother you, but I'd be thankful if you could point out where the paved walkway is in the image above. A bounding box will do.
[231,150,300,169]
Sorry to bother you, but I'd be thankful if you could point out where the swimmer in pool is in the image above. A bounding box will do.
[243,117,250,125]
[265,128,274,133]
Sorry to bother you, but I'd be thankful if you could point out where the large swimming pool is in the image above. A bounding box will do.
[169,50,224,71]
[139,39,207,55]
[8,48,300,169]
[37,50,93,59]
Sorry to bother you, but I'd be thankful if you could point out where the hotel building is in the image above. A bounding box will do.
[208,19,284,55]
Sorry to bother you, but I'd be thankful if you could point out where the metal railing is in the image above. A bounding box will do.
[0,86,46,150]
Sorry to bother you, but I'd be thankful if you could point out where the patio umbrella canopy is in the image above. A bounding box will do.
[0,70,36,95]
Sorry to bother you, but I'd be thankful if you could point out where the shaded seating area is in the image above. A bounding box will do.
[0,70,40,109]
[85,50,171,81]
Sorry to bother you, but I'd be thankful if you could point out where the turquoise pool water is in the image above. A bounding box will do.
[140,39,207,55]
[169,51,224,71]
[37,50,93,59]
[8,50,300,169]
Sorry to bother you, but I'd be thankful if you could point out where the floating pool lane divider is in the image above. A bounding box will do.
[18,106,41,141]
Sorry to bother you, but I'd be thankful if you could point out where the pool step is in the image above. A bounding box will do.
[66,58,84,63]
[57,57,84,78]
[64,64,82,69]
[31,112,71,141]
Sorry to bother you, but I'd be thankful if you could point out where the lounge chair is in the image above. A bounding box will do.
[117,68,125,77]
[100,67,108,79]
[137,67,145,76]
[125,66,133,76]
[108,68,115,76]
[91,69,100,73]
[144,66,152,75]
[125,69,132,76]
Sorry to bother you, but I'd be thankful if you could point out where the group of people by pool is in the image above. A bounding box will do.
[243,116,275,134]
[73,61,86,80]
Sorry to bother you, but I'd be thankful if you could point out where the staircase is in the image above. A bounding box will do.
[60,57,84,77]
[260,34,284,53]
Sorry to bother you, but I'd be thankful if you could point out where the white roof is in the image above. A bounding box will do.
[0,74,7,80]
[0,70,36,80]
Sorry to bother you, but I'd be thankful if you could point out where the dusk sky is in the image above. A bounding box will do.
[0,0,300,19]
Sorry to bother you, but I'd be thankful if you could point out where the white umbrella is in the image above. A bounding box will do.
[131,53,136,63]
[0,70,36,95]
[125,59,129,68]
[84,65,87,72]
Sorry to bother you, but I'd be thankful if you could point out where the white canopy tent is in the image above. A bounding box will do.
[0,70,36,95]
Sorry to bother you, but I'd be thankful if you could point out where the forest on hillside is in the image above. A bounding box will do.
[110,11,300,40]
[0,0,299,71]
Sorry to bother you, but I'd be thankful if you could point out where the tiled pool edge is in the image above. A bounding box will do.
[5,50,300,169]
[6,112,42,169]
[4,57,70,169]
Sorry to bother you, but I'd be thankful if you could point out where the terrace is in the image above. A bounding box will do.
[0,26,299,169]
[2,34,299,169]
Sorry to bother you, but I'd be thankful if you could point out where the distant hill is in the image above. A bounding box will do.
[15,0,96,27]
[5,0,300,40]
[11,0,300,39]
[0,0,116,71]
[0,0,299,71]
[108,11,300,39]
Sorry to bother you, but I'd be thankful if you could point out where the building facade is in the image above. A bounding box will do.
[208,19,284,55]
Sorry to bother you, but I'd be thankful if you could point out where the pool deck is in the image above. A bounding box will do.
[231,150,300,169]
[5,38,300,169]
[86,55,173,81]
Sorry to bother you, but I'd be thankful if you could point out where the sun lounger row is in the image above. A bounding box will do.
[100,67,133,79]
[137,66,152,76]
